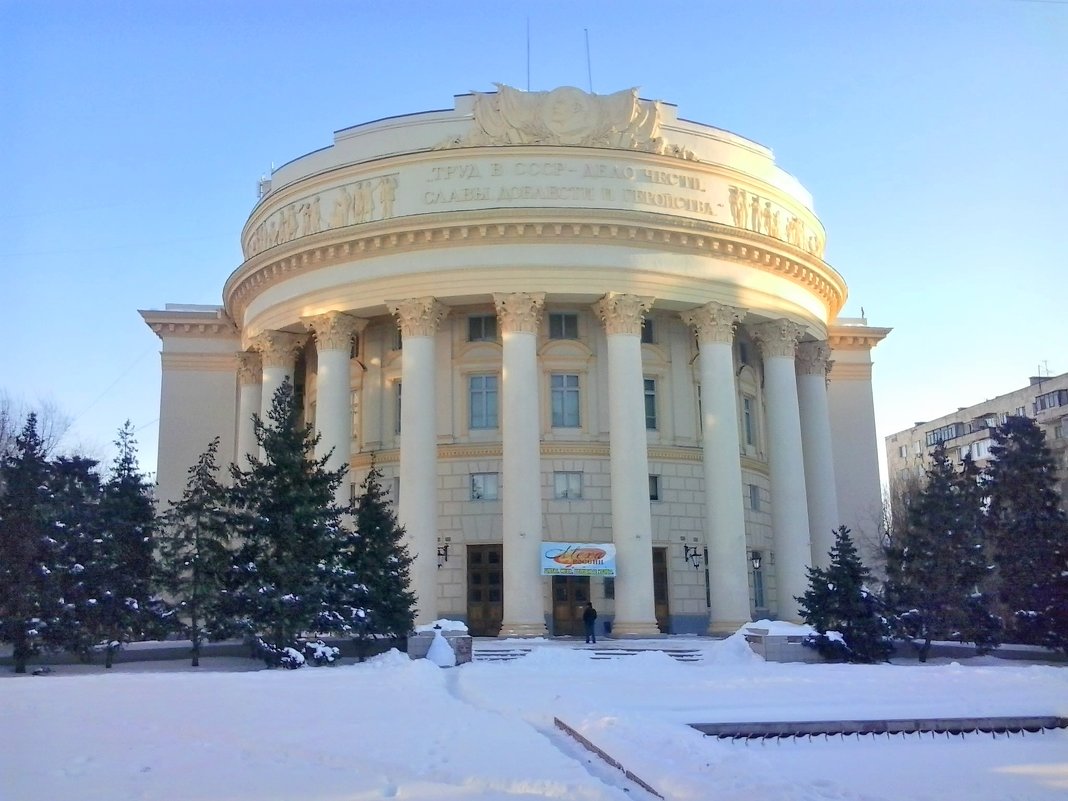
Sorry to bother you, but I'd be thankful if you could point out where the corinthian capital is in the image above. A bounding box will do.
[796,340,833,377]
[493,292,545,335]
[236,351,263,385]
[248,330,307,369]
[302,311,367,352]
[385,297,448,338]
[593,292,654,336]
[680,302,747,344]
[750,319,805,360]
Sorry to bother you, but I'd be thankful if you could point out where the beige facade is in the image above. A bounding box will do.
[886,371,1068,501]
[142,85,889,636]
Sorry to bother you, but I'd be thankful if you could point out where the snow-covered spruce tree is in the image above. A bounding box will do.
[0,415,63,673]
[884,446,1001,661]
[224,378,368,667]
[347,458,415,650]
[796,525,892,663]
[157,438,233,666]
[985,415,1068,651]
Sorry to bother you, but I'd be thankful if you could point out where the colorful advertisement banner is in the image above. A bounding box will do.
[540,543,617,577]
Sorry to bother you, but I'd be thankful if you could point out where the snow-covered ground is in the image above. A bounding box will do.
[3,632,1066,801]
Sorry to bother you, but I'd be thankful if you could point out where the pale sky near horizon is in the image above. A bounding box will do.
[3,0,1065,480]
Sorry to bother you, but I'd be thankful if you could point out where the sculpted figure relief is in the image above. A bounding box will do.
[439,83,694,159]
[724,185,824,259]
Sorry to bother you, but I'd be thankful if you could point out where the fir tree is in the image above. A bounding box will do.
[884,445,1001,661]
[797,525,892,663]
[346,458,415,646]
[224,378,368,665]
[0,415,62,673]
[985,415,1068,651]
[157,438,233,666]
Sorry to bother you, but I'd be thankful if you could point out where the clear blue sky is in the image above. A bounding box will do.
[3,0,1065,478]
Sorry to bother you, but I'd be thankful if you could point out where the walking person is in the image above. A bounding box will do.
[582,601,598,644]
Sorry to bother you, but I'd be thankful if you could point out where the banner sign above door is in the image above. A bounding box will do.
[540,543,617,576]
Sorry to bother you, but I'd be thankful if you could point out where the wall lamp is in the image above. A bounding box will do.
[436,542,449,569]
[682,544,703,570]
[750,550,763,571]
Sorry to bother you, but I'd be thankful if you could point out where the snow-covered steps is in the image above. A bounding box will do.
[472,646,533,662]
[579,646,703,663]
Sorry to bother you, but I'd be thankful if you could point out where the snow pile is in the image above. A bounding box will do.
[425,628,456,668]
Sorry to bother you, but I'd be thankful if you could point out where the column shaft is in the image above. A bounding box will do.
[797,342,839,569]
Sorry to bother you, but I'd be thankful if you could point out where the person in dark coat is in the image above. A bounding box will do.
[582,602,598,644]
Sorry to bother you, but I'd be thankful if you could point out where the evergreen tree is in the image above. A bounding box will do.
[797,525,892,663]
[0,415,63,673]
[884,445,1001,661]
[985,415,1068,651]
[157,438,233,666]
[347,458,415,645]
[224,378,368,665]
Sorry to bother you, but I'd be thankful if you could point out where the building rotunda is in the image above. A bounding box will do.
[142,85,889,637]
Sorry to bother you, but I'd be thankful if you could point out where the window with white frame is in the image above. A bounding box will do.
[898,444,907,458]
[553,471,582,499]
[469,374,499,429]
[467,314,497,342]
[393,381,402,434]
[548,312,579,340]
[551,373,581,427]
[748,483,761,512]
[742,395,756,447]
[644,378,657,430]
[649,474,661,501]
[470,472,499,500]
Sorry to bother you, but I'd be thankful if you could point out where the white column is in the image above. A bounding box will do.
[593,293,660,636]
[681,302,752,634]
[494,293,548,637]
[303,312,366,504]
[249,330,306,425]
[235,351,262,468]
[796,341,840,569]
[751,319,811,622]
[387,297,447,627]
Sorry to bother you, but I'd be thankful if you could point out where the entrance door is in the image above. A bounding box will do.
[467,544,503,637]
[652,547,670,633]
[552,575,590,636]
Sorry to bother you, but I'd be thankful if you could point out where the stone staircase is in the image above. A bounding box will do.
[472,642,703,664]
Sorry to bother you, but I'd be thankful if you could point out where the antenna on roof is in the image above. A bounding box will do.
[585,28,593,93]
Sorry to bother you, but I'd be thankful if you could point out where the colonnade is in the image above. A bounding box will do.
[234,294,839,631]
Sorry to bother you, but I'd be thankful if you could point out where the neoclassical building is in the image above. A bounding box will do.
[142,85,889,637]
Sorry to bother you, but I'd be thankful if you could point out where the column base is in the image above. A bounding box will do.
[498,622,548,638]
[707,618,752,637]
[609,620,663,637]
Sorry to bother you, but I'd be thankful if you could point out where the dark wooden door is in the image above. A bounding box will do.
[652,547,670,634]
[552,575,590,636]
[467,544,503,637]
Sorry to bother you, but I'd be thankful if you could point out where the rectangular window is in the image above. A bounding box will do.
[394,381,402,434]
[748,483,761,512]
[640,318,655,344]
[548,312,579,340]
[470,472,499,500]
[467,314,497,342]
[925,422,965,447]
[644,378,657,430]
[553,471,582,500]
[469,374,499,429]
[737,341,751,366]
[742,396,756,447]
[603,576,615,600]
[898,444,907,458]
[649,474,661,501]
[551,373,581,428]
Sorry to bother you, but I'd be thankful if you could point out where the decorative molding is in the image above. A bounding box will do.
[236,351,263,385]
[680,301,747,344]
[160,353,239,373]
[437,84,693,159]
[750,319,805,360]
[493,292,545,334]
[248,330,307,368]
[352,442,730,468]
[828,362,874,381]
[302,311,367,352]
[827,326,892,351]
[223,209,847,326]
[796,341,833,377]
[593,292,653,336]
[386,297,449,338]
